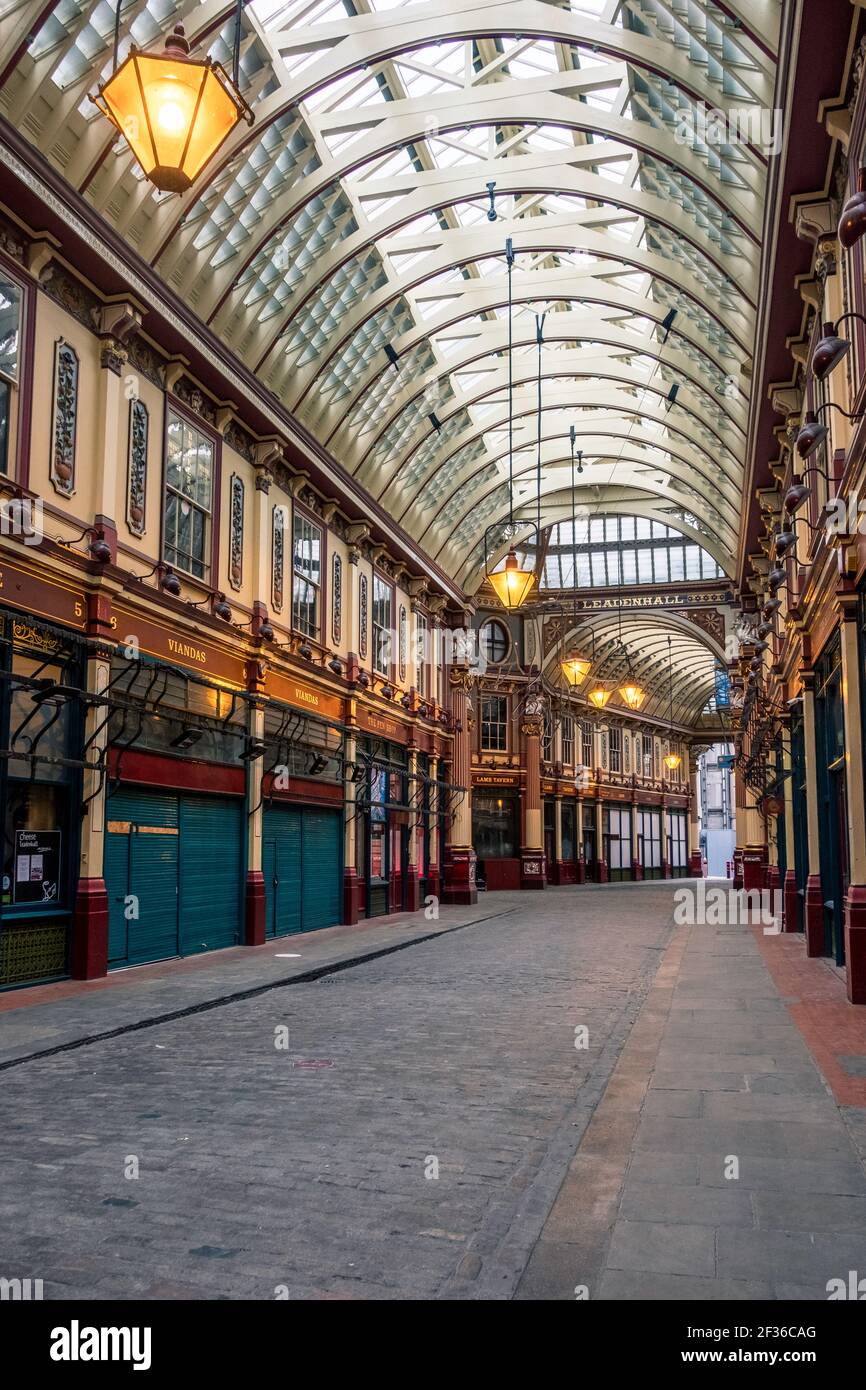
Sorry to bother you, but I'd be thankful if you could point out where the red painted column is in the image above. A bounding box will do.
[845,885,866,1004]
[783,869,799,932]
[71,878,109,979]
[245,871,266,946]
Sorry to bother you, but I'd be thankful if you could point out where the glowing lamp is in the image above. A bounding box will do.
[587,686,612,710]
[488,547,536,610]
[618,682,646,711]
[92,25,254,194]
[560,651,591,687]
[664,752,682,771]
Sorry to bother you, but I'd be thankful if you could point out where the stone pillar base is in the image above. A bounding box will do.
[766,866,780,925]
[577,857,587,885]
[845,885,866,1005]
[442,848,478,906]
[343,868,362,925]
[245,871,266,946]
[662,860,672,879]
[783,869,799,933]
[805,874,825,957]
[597,859,609,884]
[688,852,703,877]
[632,860,644,881]
[520,851,546,889]
[405,867,422,912]
[71,877,109,980]
[742,851,766,893]
[428,865,441,901]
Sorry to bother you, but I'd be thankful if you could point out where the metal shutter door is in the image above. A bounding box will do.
[105,789,179,967]
[178,796,243,955]
[262,804,302,936]
[301,809,341,932]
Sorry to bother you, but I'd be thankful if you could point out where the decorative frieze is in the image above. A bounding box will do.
[399,604,407,681]
[359,573,369,659]
[272,506,285,613]
[229,474,245,591]
[126,398,148,536]
[50,339,78,496]
[332,554,342,644]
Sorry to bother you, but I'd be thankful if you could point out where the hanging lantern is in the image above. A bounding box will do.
[664,751,682,771]
[91,24,254,194]
[560,650,591,687]
[587,685,612,710]
[487,545,536,611]
[618,681,646,711]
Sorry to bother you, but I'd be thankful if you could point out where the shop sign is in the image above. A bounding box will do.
[270,673,344,722]
[0,557,86,630]
[356,705,409,743]
[112,608,247,687]
[473,772,520,787]
[13,830,62,904]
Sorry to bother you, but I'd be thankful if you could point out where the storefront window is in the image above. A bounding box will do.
[561,802,575,860]
[472,791,518,858]
[1,622,81,980]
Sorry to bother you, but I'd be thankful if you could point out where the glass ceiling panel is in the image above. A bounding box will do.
[8,0,777,588]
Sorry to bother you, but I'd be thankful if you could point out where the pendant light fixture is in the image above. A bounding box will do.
[560,424,590,687]
[485,237,537,610]
[586,629,612,709]
[614,555,645,710]
[663,635,682,771]
[91,7,254,194]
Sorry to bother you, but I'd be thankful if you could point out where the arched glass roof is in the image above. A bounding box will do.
[0,0,780,591]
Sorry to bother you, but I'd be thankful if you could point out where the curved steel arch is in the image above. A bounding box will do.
[541,613,721,723]
[400,433,741,547]
[315,275,747,442]
[353,355,745,501]
[191,99,760,326]
[121,0,775,264]
[268,228,755,410]
[343,321,747,480]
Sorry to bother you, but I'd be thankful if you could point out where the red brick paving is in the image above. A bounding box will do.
[753,926,866,1107]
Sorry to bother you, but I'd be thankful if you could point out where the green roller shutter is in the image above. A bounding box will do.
[302,809,341,931]
[263,804,340,936]
[105,788,242,967]
[105,789,179,967]
[179,796,243,955]
[262,804,302,937]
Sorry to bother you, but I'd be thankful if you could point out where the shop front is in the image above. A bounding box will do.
[260,680,345,938]
[103,641,251,970]
[637,806,662,880]
[666,808,688,878]
[1,606,85,989]
[581,799,597,882]
[472,772,521,890]
[603,803,633,882]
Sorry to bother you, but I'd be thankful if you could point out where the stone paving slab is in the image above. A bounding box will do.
[0,884,676,1300]
[517,906,866,1301]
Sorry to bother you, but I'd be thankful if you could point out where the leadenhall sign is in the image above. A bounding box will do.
[571,590,733,611]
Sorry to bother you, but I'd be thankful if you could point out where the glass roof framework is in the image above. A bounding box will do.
[1,0,779,599]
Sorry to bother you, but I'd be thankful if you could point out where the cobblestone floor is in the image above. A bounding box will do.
[1,883,864,1301]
